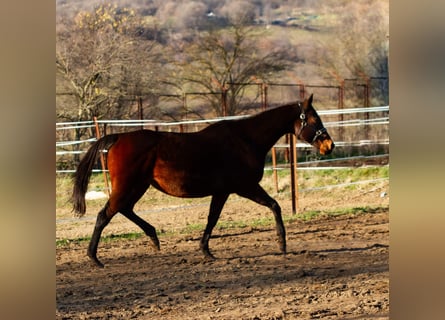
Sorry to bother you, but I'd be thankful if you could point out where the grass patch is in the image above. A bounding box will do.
[298,166,388,190]
[57,167,388,213]
[298,205,386,221]
[56,205,387,247]
[56,232,144,247]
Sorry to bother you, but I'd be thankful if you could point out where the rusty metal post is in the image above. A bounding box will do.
[182,92,187,120]
[289,134,299,214]
[329,70,345,143]
[293,135,299,214]
[138,96,143,130]
[271,147,278,193]
[364,77,370,140]
[357,71,370,140]
[93,117,110,197]
[338,81,344,141]
[221,88,228,116]
[262,82,269,111]
[299,83,305,100]
[284,134,290,163]
[264,83,268,110]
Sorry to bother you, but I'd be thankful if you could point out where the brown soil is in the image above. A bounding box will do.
[56,190,389,319]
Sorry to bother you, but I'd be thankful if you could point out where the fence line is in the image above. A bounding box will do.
[56,105,389,156]
[55,153,389,174]
[56,107,389,171]
[55,106,389,129]
[56,139,389,157]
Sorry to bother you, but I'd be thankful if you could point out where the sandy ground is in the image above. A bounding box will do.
[56,183,389,320]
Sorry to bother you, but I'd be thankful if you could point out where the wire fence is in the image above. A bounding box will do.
[56,105,389,172]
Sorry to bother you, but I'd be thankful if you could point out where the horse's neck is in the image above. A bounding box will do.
[241,105,300,152]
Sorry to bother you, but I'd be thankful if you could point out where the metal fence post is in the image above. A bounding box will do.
[289,134,299,214]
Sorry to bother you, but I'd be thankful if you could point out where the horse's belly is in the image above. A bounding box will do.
[152,160,213,197]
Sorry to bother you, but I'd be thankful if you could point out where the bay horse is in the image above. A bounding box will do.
[72,94,334,267]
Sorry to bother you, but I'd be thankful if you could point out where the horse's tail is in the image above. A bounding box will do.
[72,134,119,216]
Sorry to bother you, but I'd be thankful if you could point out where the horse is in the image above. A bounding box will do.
[72,94,334,268]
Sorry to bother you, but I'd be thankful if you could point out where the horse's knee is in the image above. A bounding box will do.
[270,200,281,215]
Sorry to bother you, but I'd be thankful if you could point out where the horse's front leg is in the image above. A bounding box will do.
[200,193,229,259]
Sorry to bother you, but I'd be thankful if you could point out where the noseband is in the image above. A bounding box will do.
[296,103,327,144]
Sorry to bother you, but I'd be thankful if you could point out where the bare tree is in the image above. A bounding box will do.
[314,0,389,80]
[56,4,162,124]
[174,23,291,116]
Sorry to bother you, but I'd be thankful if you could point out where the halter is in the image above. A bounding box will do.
[296,102,327,144]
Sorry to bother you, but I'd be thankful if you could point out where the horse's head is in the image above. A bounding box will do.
[294,94,335,155]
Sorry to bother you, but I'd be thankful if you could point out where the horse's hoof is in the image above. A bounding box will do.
[150,241,160,251]
[277,240,286,254]
[148,234,160,250]
[88,254,105,268]
[203,251,216,261]
[93,259,104,268]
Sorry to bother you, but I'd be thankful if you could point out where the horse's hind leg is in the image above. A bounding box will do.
[237,184,286,254]
[88,201,116,268]
[120,209,160,251]
[200,193,229,259]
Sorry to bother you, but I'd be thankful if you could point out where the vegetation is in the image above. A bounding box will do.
[56,166,388,213]
[56,165,389,245]
[57,0,389,125]
[56,204,387,247]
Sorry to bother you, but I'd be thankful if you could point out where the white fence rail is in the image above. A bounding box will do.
[56,106,389,173]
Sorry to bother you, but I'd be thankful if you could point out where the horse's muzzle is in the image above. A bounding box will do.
[319,140,335,155]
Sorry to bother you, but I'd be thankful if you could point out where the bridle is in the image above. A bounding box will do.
[296,102,327,144]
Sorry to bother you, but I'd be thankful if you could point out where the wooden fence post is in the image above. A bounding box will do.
[93,117,110,197]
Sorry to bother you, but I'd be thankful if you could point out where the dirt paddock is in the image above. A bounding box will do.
[56,195,389,319]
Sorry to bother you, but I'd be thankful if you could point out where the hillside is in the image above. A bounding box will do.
[56,0,388,122]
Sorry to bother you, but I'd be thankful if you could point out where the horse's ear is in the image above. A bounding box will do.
[308,93,313,104]
[302,93,314,110]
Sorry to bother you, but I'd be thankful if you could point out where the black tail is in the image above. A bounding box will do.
[72,134,119,215]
